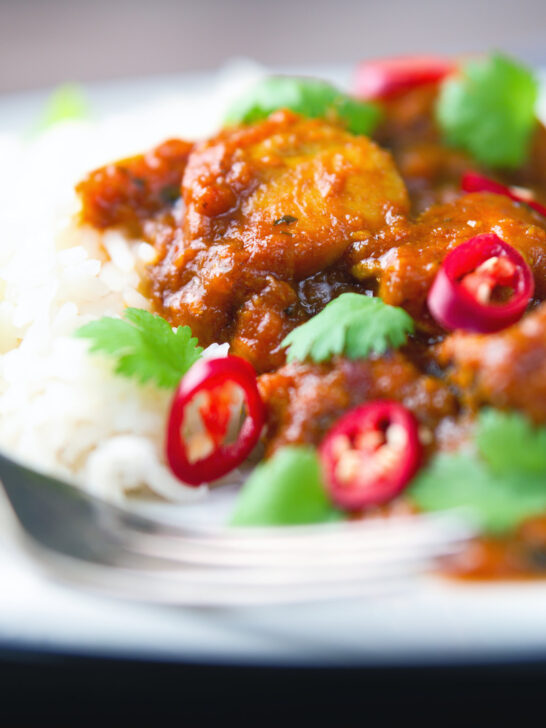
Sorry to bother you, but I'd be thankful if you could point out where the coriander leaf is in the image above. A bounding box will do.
[332,95,382,136]
[281,293,414,364]
[436,52,538,168]
[409,411,546,534]
[230,446,343,527]
[75,307,202,389]
[224,76,381,136]
[37,83,90,131]
[409,452,546,534]
[477,409,546,475]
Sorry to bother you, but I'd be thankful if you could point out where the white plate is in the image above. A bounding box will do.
[1,64,546,668]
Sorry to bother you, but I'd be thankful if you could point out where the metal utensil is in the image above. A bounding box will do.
[0,451,474,606]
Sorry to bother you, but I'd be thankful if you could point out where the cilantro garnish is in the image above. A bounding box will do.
[75,308,203,389]
[436,52,538,168]
[230,446,342,527]
[476,408,546,475]
[224,76,381,136]
[281,293,414,364]
[409,410,546,534]
[37,83,90,131]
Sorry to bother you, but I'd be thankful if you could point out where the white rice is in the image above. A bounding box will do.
[0,63,265,503]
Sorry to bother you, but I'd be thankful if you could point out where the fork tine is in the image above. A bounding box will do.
[3,484,465,582]
[0,450,474,606]
[123,524,469,568]
[25,537,430,606]
[113,508,471,542]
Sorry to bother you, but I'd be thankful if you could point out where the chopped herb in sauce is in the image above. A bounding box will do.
[273,215,298,225]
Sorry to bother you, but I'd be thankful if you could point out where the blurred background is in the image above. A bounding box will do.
[1,0,546,93]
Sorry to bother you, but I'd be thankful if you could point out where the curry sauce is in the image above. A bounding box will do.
[76,70,546,580]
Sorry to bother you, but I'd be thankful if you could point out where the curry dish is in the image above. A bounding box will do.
[76,55,546,579]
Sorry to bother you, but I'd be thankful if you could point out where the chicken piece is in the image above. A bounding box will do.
[77,138,193,235]
[148,110,408,371]
[258,352,458,456]
[181,109,409,278]
[228,276,305,372]
[349,192,546,326]
[438,302,546,423]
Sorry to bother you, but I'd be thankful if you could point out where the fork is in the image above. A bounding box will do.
[0,450,475,606]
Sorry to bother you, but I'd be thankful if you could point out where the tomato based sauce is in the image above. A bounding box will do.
[441,515,546,580]
[438,302,546,423]
[76,77,546,580]
[78,138,192,235]
[258,352,458,457]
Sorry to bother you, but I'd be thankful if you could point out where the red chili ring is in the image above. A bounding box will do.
[166,355,265,486]
[354,55,455,101]
[462,171,546,219]
[319,400,422,510]
[427,233,534,334]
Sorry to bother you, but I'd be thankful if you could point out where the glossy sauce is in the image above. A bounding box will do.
[76,82,546,580]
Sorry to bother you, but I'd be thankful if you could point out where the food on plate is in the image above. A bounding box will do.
[354,54,456,101]
[2,51,546,579]
[83,110,409,372]
[426,233,534,334]
[318,400,423,510]
[166,355,265,485]
[438,302,546,421]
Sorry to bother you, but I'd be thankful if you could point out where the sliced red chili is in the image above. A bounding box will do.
[166,355,265,486]
[354,55,455,100]
[427,233,534,334]
[319,401,422,510]
[462,171,546,219]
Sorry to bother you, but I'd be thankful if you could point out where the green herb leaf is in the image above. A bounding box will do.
[37,83,90,131]
[409,410,546,534]
[281,293,414,364]
[230,446,343,527]
[436,52,538,168]
[75,308,203,389]
[409,453,546,534]
[224,76,381,135]
[477,408,546,475]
